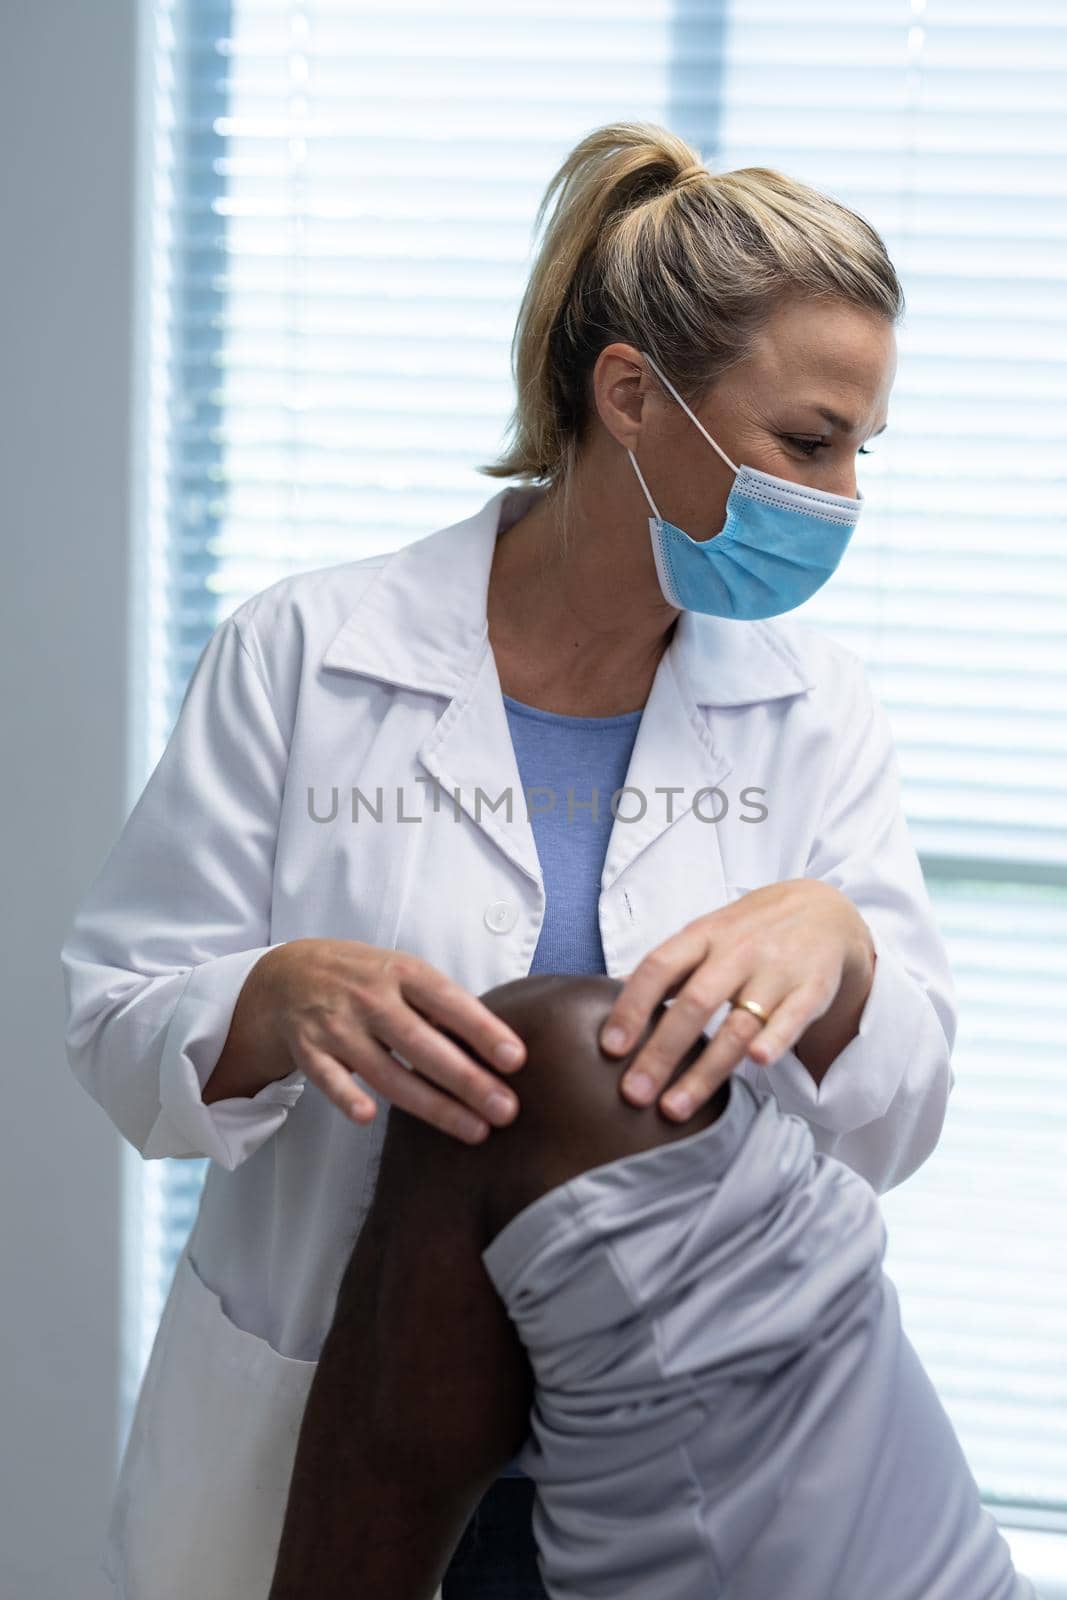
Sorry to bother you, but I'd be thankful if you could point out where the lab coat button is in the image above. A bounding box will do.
[484,900,518,934]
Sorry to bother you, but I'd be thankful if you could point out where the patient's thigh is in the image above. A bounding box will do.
[331,1098,535,1485]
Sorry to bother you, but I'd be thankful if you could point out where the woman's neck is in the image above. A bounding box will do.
[487,489,677,716]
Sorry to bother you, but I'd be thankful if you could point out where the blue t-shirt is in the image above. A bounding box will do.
[497,690,644,1477]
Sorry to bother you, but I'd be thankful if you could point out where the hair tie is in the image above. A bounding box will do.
[672,162,708,190]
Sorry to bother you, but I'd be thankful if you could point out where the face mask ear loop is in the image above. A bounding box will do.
[640,349,740,476]
[627,447,662,520]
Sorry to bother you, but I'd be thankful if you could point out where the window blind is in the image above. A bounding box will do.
[128,0,1067,1545]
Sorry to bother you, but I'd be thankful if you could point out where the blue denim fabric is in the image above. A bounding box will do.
[441,1477,549,1598]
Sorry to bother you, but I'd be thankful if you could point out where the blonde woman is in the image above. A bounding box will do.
[63,123,958,1599]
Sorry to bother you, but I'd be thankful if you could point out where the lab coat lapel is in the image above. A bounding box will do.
[601,603,814,948]
[600,631,733,898]
[322,485,549,887]
[417,632,544,888]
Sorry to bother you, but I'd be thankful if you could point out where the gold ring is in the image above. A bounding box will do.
[732,997,771,1025]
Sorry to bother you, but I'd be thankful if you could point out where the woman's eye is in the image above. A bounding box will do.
[785,435,876,458]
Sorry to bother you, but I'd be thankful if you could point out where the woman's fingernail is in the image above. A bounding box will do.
[486,1092,517,1123]
[664,1091,693,1117]
[623,1073,654,1103]
[602,1026,627,1052]
[495,1040,524,1069]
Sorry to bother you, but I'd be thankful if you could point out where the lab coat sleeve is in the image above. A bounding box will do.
[60,609,306,1171]
[741,653,958,1195]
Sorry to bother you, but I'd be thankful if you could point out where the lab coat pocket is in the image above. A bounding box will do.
[103,1246,317,1600]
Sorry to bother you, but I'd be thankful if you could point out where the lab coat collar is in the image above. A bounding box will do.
[321,484,817,707]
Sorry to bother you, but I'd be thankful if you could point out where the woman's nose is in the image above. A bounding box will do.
[827,467,859,501]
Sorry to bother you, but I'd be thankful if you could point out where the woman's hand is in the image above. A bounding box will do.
[598,880,876,1120]
[245,938,527,1144]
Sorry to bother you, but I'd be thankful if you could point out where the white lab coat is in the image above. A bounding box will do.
[61,482,957,1599]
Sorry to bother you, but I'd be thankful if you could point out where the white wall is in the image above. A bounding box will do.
[0,2,138,1594]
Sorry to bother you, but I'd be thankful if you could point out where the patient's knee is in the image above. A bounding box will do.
[373,973,730,1255]
[474,974,729,1241]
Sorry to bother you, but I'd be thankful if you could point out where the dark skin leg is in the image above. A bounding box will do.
[268,973,729,1600]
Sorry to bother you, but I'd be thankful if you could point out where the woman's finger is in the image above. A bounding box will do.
[598,924,709,1056]
[364,1000,519,1127]
[290,1036,381,1123]
[295,1035,492,1145]
[660,980,830,1119]
[399,958,527,1074]
[658,1020,765,1118]
[620,960,787,1107]
[745,980,832,1067]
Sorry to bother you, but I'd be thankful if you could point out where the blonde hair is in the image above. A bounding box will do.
[479,121,904,540]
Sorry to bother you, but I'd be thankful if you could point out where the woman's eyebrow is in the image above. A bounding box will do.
[809,404,889,435]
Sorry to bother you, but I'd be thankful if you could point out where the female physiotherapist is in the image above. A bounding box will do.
[61,122,956,1600]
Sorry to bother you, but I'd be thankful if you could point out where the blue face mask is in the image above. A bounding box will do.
[627,349,864,620]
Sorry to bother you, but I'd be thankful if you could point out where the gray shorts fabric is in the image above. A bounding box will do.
[480,1073,1035,1600]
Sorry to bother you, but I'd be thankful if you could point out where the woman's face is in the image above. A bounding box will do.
[710,295,895,498]
[597,296,896,545]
